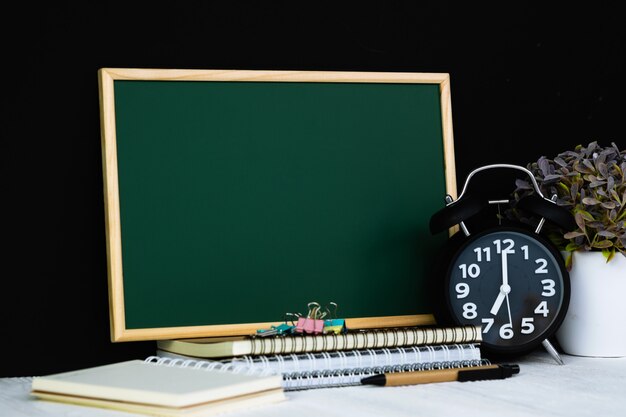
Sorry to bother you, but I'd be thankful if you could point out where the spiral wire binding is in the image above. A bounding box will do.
[229,343,480,374]
[245,325,481,356]
[282,358,491,391]
[144,356,276,378]
[147,343,487,391]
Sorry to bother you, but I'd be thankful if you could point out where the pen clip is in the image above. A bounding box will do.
[457,364,520,382]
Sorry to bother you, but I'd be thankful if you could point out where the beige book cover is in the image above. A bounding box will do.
[31,359,285,417]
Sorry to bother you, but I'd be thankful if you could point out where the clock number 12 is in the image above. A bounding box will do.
[493,239,515,254]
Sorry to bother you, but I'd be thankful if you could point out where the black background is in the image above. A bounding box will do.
[3,2,623,377]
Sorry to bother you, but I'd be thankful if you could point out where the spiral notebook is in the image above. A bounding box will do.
[31,359,285,417]
[157,325,482,358]
[157,343,487,391]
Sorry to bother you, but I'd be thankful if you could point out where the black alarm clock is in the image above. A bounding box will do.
[429,164,576,362]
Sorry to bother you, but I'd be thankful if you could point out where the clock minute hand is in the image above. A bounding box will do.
[500,249,509,287]
[505,292,513,327]
[501,250,514,326]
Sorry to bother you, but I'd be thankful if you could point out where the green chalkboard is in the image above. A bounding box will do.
[99,69,456,341]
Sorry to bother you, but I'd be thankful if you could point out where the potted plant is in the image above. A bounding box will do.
[512,141,625,357]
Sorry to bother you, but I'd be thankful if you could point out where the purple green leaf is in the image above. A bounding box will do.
[574,212,587,231]
[607,176,615,191]
[543,174,561,182]
[601,201,616,210]
[564,252,573,271]
[602,248,615,262]
[554,157,567,167]
[576,210,595,222]
[564,231,586,239]
[583,159,596,172]
[582,197,601,205]
[592,240,613,249]
[597,230,616,238]
[538,157,551,177]
[515,179,532,190]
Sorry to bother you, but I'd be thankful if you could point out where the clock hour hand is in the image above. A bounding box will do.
[490,250,512,315]
[490,291,506,315]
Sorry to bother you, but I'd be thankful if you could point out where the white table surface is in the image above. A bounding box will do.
[2,350,625,417]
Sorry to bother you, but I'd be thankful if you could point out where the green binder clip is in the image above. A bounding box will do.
[273,323,295,335]
[255,313,299,337]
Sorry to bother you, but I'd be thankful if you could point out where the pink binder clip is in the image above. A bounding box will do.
[295,302,326,334]
[296,316,325,334]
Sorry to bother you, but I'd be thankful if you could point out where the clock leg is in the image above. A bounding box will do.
[444,195,471,236]
[542,339,565,365]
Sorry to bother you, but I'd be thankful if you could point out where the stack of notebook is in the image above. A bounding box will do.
[31,325,485,417]
[156,324,486,390]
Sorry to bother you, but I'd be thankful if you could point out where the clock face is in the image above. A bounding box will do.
[446,228,569,354]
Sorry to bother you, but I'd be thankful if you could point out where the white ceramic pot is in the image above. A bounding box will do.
[556,251,626,357]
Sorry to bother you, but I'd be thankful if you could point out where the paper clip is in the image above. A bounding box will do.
[295,302,326,334]
[255,327,278,337]
[323,302,346,334]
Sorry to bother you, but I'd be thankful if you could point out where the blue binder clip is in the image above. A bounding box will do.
[323,302,346,334]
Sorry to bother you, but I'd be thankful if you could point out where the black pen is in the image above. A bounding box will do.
[361,364,520,386]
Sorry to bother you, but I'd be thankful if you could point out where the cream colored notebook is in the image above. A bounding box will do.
[157,325,482,358]
[31,359,285,417]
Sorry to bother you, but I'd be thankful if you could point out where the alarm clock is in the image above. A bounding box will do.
[429,164,577,361]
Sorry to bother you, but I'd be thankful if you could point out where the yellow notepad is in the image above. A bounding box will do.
[31,359,285,417]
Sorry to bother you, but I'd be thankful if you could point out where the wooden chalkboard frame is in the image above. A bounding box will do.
[99,69,456,342]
